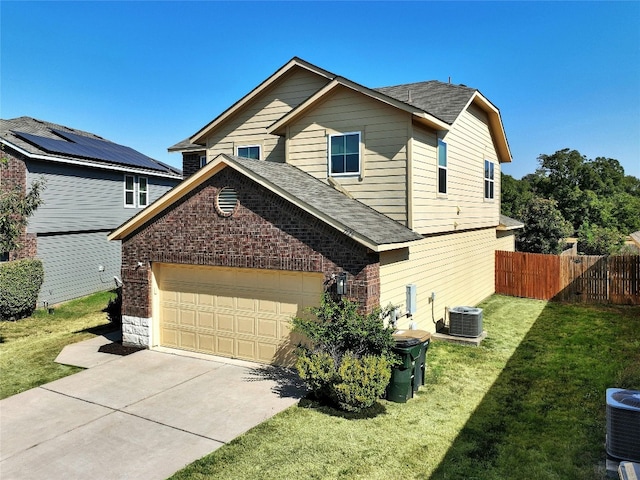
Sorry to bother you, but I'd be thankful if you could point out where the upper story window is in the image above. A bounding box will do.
[329,132,360,176]
[484,160,495,200]
[138,177,148,207]
[237,145,261,160]
[199,156,207,168]
[438,139,447,195]
[124,175,149,208]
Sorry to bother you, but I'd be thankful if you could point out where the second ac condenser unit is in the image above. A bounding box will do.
[449,306,483,337]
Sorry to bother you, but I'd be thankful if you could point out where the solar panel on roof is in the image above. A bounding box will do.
[12,130,167,172]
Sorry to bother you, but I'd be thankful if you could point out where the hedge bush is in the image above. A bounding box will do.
[0,259,44,320]
[292,293,397,412]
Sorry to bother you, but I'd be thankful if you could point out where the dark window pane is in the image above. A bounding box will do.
[125,176,134,190]
[139,192,147,206]
[331,136,344,155]
[438,167,447,194]
[331,155,345,174]
[485,180,490,198]
[248,146,260,159]
[126,191,134,205]
[345,153,359,173]
[489,182,494,199]
[345,134,359,154]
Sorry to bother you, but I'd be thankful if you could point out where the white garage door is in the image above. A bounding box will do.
[155,263,323,365]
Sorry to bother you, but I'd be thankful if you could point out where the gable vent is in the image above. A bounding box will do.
[216,187,238,216]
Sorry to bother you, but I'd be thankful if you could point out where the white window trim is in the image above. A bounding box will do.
[236,144,261,160]
[437,139,447,196]
[199,156,207,168]
[138,176,149,207]
[124,174,150,208]
[484,160,495,200]
[124,174,136,208]
[328,131,361,177]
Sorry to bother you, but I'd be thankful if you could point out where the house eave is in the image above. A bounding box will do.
[267,77,450,136]
[189,58,337,146]
[109,154,416,251]
[465,92,512,163]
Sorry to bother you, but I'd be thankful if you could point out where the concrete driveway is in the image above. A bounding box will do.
[0,335,305,479]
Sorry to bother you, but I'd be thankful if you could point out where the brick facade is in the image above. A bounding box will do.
[121,167,381,318]
[1,150,38,260]
[182,152,205,178]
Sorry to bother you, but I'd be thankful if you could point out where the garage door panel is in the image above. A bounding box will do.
[179,331,197,350]
[179,309,196,327]
[217,313,234,332]
[180,291,197,306]
[197,333,214,353]
[237,339,255,359]
[157,264,322,365]
[216,336,234,356]
[161,327,178,347]
[198,293,214,307]
[258,299,278,314]
[236,296,255,311]
[237,315,255,335]
[197,311,214,329]
[257,318,278,338]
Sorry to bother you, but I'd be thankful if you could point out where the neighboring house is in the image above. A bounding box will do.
[0,117,182,305]
[109,57,519,365]
[631,231,640,249]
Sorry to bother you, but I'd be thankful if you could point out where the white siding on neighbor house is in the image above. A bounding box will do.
[203,68,330,163]
[25,160,177,234]
[379,227,498,334]
[36,231,122,306]
[496,230,517,252]
[411,103,501,234]
[286,86,411,225]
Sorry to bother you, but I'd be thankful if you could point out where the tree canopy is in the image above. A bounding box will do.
[503,148,640,255]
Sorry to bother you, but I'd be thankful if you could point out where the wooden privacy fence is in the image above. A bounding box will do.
[495,251,640,305]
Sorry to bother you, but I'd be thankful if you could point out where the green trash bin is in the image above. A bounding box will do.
[386,333,423,403]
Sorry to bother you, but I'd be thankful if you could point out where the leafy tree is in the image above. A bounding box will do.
[516,197,573,254]
[501,173,532,219]
[0,156,45,254]
[577,222,626,256]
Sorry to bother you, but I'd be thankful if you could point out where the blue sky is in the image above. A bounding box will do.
[2,1,639,179]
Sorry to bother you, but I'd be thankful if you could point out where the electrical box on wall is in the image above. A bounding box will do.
[406,284,417,314]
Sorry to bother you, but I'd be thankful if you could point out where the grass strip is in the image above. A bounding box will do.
[170,296,640,480]
[0,290,115,399]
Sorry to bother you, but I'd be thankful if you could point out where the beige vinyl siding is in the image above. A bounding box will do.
[411,103,501,234]
[287,86,410,224]
[204,68,329,163]
[496,230,516,251]
[379,227,498,333]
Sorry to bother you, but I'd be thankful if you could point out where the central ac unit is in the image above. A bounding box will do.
[448,306,483,337]
[606,388,640,463]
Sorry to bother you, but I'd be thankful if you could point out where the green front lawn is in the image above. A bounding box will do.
[0,290,115,399]
[171,296,640,480]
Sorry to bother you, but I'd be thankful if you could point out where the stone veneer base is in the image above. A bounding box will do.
[122,315,151,348]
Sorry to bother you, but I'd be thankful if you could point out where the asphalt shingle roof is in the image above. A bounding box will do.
[499,214,525,229]
[375,81,477,125]
[1,117,182,177]
[224,155,423,247]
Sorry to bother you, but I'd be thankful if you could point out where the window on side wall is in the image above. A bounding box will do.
[237,145,261,160]
[484,160,494,200]
[199,156,207,168]
[438,139,447,195]
[329,132,360,176]
[138,177,148,207]
[124,175,136,207]
[124,175,150,208]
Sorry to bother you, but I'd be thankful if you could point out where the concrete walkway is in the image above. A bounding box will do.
[0,334,305,479]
